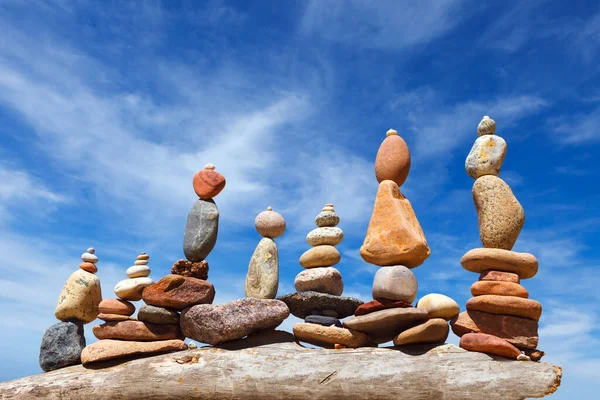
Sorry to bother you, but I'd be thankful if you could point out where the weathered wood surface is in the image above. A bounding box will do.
[0,331,561,400]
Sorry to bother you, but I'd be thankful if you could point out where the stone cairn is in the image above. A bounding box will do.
[39,248,101,371]
[450,116,544,361]
[340,129,460,347]
[281,205,365,348]
[245,206,286,299]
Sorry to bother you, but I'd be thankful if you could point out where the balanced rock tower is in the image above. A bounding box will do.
[245,206,286,299]
[342,129,459,346]
[82,252,187,365]
[451,116,543,361]
[282,205,366,348]
[40,248,102,372]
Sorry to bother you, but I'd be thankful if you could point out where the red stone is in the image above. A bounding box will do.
[92,320,183,341]
[193,169,226,199]
[142,274,215,310]
[79,262,97,273]
[479,270,520,283]
[466,295,542,321]
[460,333,521,359]
[354,299,413,316]
[450,310,538,350]
[98,298,135,316]
[471,281,529,298]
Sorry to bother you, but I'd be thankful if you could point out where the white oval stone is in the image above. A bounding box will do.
[465,135,507,179]
[372,266,417,303]
[87,248,95,254]
[416,293,460,320]
[306,227,344,247]
[315,211,340,227]
[114,277,154,301]
[81,252,98,263]
[126,265,151,278]
[134,259,148,265]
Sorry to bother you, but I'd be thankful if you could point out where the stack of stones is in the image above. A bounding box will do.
[82,252,189,365]
[283,205,366,348]
[451,116,543,362]
[342,129,459,346]
[40,248,102,372]
[245,206,286,299]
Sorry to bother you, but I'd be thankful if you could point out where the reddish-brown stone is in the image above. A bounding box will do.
[142,274,215,310]
[92,320,183,341]
[524,349,545,361]
[79,262,97,273]
[171,259,209,280]
[466,295,542,321]
[460,333,521,359]
[193,169,226,199]
[479,270,520,283]
[97,313,137,322]
[354,299,413,316]
[450,310,538,350]
[81,339,187,365]
[98,298,135,316]
[471,281,529,298]
[375,132,411,187]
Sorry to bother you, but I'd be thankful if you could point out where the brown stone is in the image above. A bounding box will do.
[343,307,428,344]
[79,262,97,273]
[293,323,373,348]
[466,295,542,321]
[92,320,183,341]
[192,168,226,199]
[360,180,430,268]
[461,248,538,279]
[97,314,137,322]
[171,259,209,280]
[450,310,538,350]
[142,274,215,310]
[354,299,413,316]
[393,318,449,346]
[473,175,525,250]
[471,281,528,298]
[299,245,340,268]
[81,339,187,365]
[479,270,520,283]
[98,298,135,316]
[374,131,411,187]
[460,333,521,359]
[524,349,545,361]
[254,208,286,239]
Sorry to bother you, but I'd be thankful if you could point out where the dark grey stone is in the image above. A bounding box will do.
[277,291,363,319]
[39,321,86,372]
[138,305,180,325]
[183,199,219,262]
[305,315,342,327]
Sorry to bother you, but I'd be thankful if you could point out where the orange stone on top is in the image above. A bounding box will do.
[192,163,226,199]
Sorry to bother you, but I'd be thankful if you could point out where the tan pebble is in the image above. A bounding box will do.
[137,253,150,261]
[477,116,496,136]
[255,207,286,238]
[134,259,149,265]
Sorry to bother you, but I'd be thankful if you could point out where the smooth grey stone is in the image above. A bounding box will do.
[138,305,180,325]
[277,291,363,319]
[39,321,86,372]
[372,266,417,303]
[305,315,342,327]
[183,199,219,262]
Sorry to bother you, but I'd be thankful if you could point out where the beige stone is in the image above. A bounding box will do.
[360,181,430,268]
[416,293,460,320]
[294,267,343,296]
[473,175,525,250]
[372,265,417,302]
[55,270,102,324]
[114,277,154,301]
[81,339,187,365]
[293,323,372,348]
[245,238,279,299]
[254,207,286,238]
[299,245,340,268]
[393,318,449,346]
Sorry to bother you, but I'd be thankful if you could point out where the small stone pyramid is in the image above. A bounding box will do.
[245,206,286,299]
[451,116,543,362]
[40,247,102,372]
[342,129,458,347]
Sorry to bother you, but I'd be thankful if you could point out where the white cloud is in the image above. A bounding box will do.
[551,107,600,145]
[300,0,469,50]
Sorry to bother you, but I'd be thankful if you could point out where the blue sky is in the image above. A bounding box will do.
[0,0,598,397]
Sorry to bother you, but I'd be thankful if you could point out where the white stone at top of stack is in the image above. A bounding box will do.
[465,116,507,180]
[114,253,154,301]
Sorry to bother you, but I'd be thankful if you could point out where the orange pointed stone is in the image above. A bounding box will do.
[360,180,430,268]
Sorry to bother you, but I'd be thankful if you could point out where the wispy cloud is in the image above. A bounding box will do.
[550,107,600,145]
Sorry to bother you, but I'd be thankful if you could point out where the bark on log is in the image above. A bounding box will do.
[0,331,562,400]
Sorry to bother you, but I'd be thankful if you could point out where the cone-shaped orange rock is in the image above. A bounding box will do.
[374,129,411,187]
[360,180,430,268]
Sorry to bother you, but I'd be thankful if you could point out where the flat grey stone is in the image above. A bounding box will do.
[277,291,363,319]
[305,315,342,327]
[138,305,180,325]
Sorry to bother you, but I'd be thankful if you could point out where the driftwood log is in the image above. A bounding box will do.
[0,331,561,399]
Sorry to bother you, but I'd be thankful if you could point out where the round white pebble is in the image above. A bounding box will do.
[81,252,99,263]
[126,265,151,278]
